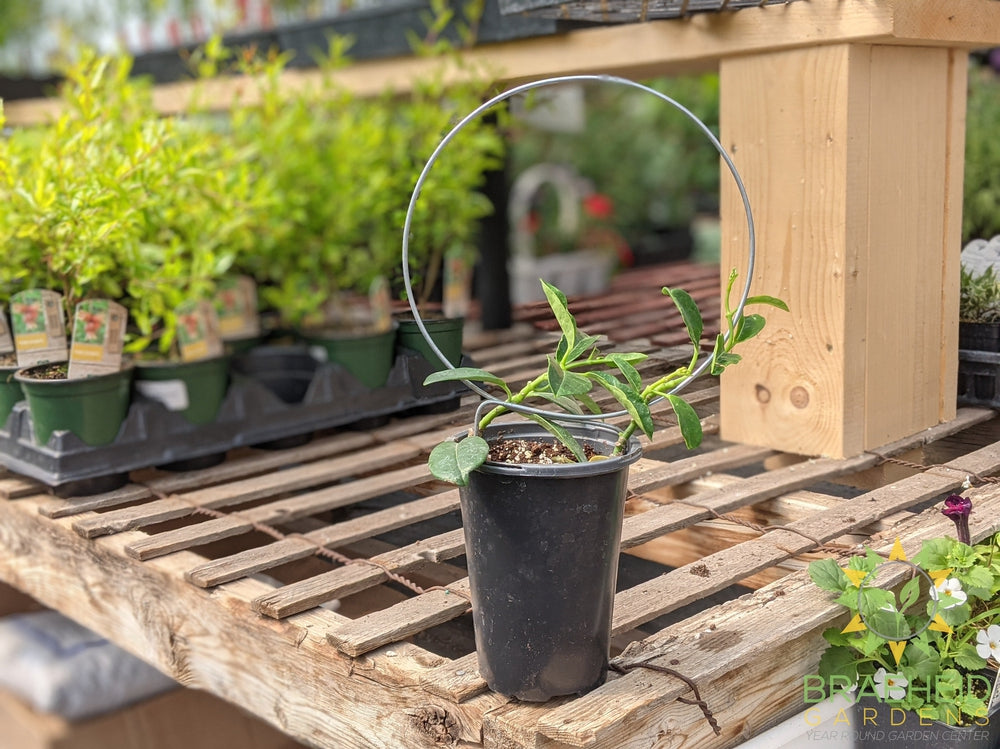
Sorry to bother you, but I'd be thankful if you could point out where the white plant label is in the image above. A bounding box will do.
[10,290,68,368]
[135,380,190,411]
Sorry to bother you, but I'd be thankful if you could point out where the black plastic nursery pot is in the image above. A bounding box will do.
[0,365,23,428]
[396,316,464,368]
[458,421,642,701]
[133,355,231,426]
[959,321,1000,353]
[14,363,133,447]
[230,344,319,405]
[304,326,397,390]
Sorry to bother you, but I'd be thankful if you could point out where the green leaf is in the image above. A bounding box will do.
[817,645,858,684]
[663,286,703,346]
[954,642,988,672]
[745,294,789,312]
[424,366,510,396]
[898,576,921,613]
[587,371,655,438]
[547,356,592,398]
[734,313,766,344]
[427,436,489,486]
[904,637,941,680]
[534,392,585,415]
[809,558,847,592]
[563,334,602,365]
[542,281,577,352]
[666,394,703,449]
[608,353,643,390]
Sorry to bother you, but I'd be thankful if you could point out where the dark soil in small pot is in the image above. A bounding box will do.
[458,421,642,701]
[14,362,133,446]
[303,324,397,390]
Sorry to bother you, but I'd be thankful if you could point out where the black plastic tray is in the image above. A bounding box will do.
[0,349,465,490]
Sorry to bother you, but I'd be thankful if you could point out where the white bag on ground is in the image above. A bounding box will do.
[0,609,176,720]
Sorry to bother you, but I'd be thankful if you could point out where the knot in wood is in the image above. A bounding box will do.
[410,706,459,745]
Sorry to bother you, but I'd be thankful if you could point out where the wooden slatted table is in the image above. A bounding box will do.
[2,262,1000,748]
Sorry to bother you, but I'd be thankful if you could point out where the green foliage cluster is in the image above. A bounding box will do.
[960,265,1000,323]
[425,273,786,485]
[0,50,273,356]
[809,533,1000,726]
[964,64,1000,245]
[219,6,503,328]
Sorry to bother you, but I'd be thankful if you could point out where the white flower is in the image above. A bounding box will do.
[976,624,1000,661]
[873,668,908,700]
[930,578,967,609]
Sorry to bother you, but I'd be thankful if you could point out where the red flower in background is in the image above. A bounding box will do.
[582,193,614,221]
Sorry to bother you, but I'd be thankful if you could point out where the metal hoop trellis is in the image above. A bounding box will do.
[401,74,757,425]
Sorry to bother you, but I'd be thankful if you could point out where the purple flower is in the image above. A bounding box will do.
[942,494,972,545]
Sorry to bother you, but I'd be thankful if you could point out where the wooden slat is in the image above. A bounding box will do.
[326,579,472,658]
[612,438,1000,634]
[252,528,467,618]
[125,463,434,561]
[0,476,45,499]
[185,489,461,588]
[72,441,419,539]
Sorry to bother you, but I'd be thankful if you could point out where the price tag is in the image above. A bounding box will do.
[0,306,14,355]
[68,300,127,379]
[216,276,261,341]
[175,300,224,362]
[11,290,68,368]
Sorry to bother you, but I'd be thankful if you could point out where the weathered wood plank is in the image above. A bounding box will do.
[72,441,420,539]
[0,476,46,500]
[327,580,472,658]
[253,528,468,618]
[0,494,507,749]
[125,463,434,561]
[186,490,461,589]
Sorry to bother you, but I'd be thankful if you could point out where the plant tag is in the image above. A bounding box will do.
[369,276,392,333]
[135,379,190,411]
[443,246,472,319]
[10,290,68,368]
[988,664,1000,713]
[0,306,14,355]
[67,300,127,380]
[176,300,224,362]
[215,276,261,341]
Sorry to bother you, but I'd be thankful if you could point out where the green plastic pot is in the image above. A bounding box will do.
[305,326,397,390]
[396,316,464,367]
[15,363,133,446]
[133,355,230,425]
[0,365,24,429]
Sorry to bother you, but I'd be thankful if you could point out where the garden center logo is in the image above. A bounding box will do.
[839,537,954,661]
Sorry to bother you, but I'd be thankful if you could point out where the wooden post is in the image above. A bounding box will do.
[719,43,968,458]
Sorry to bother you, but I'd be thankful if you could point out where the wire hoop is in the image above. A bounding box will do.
[401,74,756,424]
